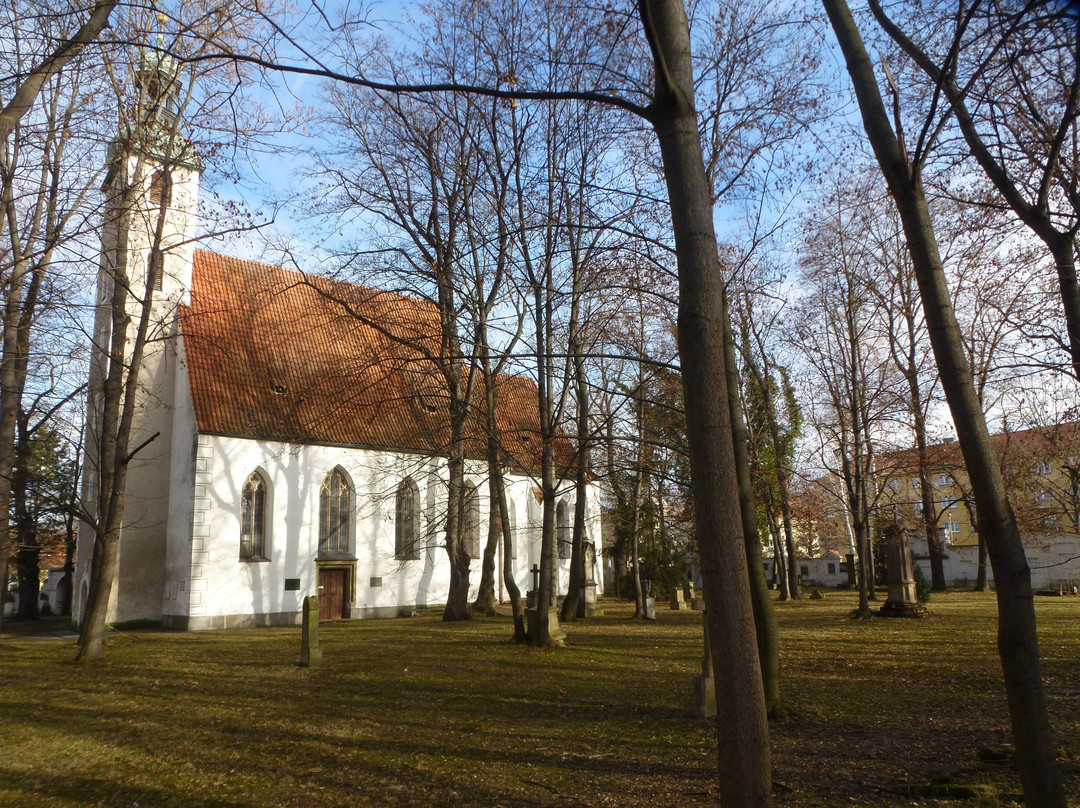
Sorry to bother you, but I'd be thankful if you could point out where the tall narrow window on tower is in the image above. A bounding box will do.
[148,170,171,293]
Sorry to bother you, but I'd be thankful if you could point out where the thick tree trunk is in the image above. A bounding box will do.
[823,1,1066,802]
[474,507,499,615]
[13,421,38,620]
[443,444,472,622]
[560,341,590,622]
[723,289,780,715]
[641,2,772,803]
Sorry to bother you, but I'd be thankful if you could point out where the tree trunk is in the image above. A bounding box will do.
[641,2,772,803]
[474,505,499,616]
[723,287,780,716]
[560,337,590,622]
[977,534,989,591]
[443,439,472,621]
[13,416,38,620]
[823,1,1066,801]
[630,464,645,617]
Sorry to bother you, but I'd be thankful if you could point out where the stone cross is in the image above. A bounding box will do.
[529,564,541,592]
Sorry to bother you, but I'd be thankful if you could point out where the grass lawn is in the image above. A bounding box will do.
[0,591,1077,807]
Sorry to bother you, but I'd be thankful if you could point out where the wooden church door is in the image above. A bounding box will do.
[318,568,348,620]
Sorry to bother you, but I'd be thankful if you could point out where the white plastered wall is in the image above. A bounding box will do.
[165,434,603,627]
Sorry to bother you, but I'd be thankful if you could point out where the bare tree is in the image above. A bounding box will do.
[869,0,1080,381]
[795,178,896,614]
[822,0,1067,800]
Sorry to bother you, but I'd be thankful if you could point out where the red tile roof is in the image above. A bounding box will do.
[181,251,559,469]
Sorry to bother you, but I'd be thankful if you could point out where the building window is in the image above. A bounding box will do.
[240,471,267,559]
[935,473,951,488]
[1033,461,1052,475]
[395,478,420,560]
[149,170,171,208]
[886,478,901,492]
[319,468,351,553]
[911,476,921,489]
[827,562,836,574]
[556,499,570,559]
[945,520,961,534]
[799,565,809,576]
[463,483,480,559]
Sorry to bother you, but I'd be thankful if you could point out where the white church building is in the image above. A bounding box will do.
[74,56,602,630]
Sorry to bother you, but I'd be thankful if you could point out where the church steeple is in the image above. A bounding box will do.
[100,15,201,306]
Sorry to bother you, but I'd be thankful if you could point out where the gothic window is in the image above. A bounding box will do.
[319,468,352,553]
[149,170,172,208]
[240,471,267,559]
[556,499,569,559]
[508,501,517,560]
[395,478,420,560]
[147,170,171,294]
[464,483,480,559]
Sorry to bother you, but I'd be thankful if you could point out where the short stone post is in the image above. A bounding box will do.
[691,598,715,719]
[300,595,322,667]
[670,588,688,611]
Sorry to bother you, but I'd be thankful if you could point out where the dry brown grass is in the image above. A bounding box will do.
[0,590,1077,807]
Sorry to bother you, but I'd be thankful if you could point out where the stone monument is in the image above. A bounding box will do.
[879,524,925,617]
[300,595,322,667]
[691,598,715,718]
[577,544,603,618]
[525,564,565,645]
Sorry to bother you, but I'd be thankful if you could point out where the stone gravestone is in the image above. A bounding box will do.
[879,524,924,617]
[526,564,540,610]
[670,587,688,611]
[525,564,566,645]
[844,552,857,589]
[691,598,716,719]
[300,595,322,667]
[642,578,656,620]
[577,543,603,618]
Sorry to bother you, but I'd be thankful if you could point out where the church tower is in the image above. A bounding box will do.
[75,25,202,626]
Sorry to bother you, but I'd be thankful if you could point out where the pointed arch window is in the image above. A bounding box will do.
[147,170,171,293]
[320,468,352,554]
[240,471,267,559]
[508,500,517,560]
[396,478,420,560]
[464,483,480,559]
[556,499,570,559]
